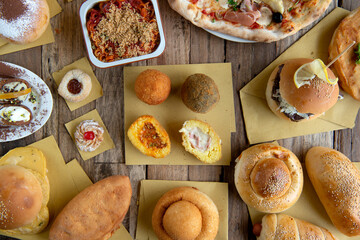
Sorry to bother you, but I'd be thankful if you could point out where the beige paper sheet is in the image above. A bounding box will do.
[52,57,103,111]
[136,180,228,240]
[0,0,62,55]
[240,8,360,144]
[0,136,131,240]
[248,162,360,240]
[65,109,115,160]
[124,63,235,165]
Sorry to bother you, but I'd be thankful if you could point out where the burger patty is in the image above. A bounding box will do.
[271,64,314,122]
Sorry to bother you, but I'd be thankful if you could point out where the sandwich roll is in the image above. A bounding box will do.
[306,147,360,236]
[255,214,338,240]
[49,175,132,240]
[266,58,339,122]
[234,143,303,213]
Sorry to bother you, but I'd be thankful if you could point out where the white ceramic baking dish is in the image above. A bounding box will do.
[79,0,166,68]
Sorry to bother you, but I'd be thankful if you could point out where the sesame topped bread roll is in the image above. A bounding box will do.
[179,120,221,163]
[306,147,360,236]
[235,143,303,213]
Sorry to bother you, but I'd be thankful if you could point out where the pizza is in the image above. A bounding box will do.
[167,0,332,42]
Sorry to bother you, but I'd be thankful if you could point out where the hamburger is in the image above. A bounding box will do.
[0,147,49,235]
[265,58,339,122]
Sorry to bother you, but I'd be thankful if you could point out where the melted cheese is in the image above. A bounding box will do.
[180,126,211,152]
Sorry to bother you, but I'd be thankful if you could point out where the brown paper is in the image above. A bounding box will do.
[65,109,115,160]
[1,136,131,240]
[0,0,62,55]
[136,180,228,240]
[240,8,360,144]
[124,63,235,165]
[52,57,103,111]
[248,162,360,240]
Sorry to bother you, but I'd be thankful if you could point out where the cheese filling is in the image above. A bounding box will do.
[180,127,211,152]
[2,82,29,102]
[0,106,31,123]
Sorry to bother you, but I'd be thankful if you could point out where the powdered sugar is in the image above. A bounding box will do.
[0,0,40,42]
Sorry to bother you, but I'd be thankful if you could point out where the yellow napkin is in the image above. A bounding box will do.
[136,180,228,240]
[52,57,103,111]
[0,136,132,240]
[248,161,360,240]
[0,0,62,55]
[65,109,115,160]
[124,63,235,165]
[240,8,360,144]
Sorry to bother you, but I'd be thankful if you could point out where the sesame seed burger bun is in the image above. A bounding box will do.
[266,58,339,122]
[0,165,43,230]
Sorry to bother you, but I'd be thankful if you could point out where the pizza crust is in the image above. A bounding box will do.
[167,0,332,42]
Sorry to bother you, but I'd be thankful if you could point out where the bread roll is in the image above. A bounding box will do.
[49,175,132,240]
[0,0,50,44]
[305,147,360,236]
[234,143,303,213]
[256,213,338,240]
[152,186,219,240]
[265,58,339,122]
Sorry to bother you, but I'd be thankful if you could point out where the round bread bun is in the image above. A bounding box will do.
[0,0,50,44]
[181,74,220,113]
[329,7,360,101]
[0,165,43,230]
[135,69,171,105]
[152,186,219,240]
[234,143,303,213]
[265,58,339,122]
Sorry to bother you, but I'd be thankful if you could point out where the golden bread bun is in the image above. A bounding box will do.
[127,115,171,158]
[152,186,219,240]
[257,214,338,240]
[306,147,360,236]
[135,69,171,105]
[234,143,303,213]
[0,147,50,235]
[0,0,50,44]
[181,74,220,113]
[179,119,221,163]
[49,175,132,240]
[0,165,42,230]
[329,7,360,100]
[266,58,339,122]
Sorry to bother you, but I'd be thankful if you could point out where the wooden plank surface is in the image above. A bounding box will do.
[1,0,360,239]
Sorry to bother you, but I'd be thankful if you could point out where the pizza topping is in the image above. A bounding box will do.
[256,0,284,13]
[272,12,283,23]
[223,10,260,26]
[355,43,360,64]
[256,6,273,25]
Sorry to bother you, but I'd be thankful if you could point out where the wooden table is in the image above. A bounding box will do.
[1,0,360,239]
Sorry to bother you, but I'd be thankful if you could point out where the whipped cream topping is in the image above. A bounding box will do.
[74,120,104,152]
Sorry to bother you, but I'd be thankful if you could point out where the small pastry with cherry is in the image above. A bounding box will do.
[74,120,104,152]
[58,69,92,102]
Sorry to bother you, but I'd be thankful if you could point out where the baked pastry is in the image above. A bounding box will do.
[135,69,171,105]
[0,78,31,104]
[234,143,303,213]
[49,175,132,240]
[181,73,220,113]
[179,119,221,163]
[329,7,360,100]
[74,120,104,152]
[0,105,32,126]
[0,0,50,44]
[266,58,339,122]
[152,186,219,240]
[254,214,338,239]
[58,69,92,103]
[0,147,49,235]
[306,146,360,236]
[127,115,171,158]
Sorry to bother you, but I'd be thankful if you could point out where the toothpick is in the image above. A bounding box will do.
[326,41,356,68]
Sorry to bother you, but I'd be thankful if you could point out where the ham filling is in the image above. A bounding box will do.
[181,127,211,152]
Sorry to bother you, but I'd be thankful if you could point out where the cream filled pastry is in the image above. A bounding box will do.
[74,120,104,152]
[0,105,32,126]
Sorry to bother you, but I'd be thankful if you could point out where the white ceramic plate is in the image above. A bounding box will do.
[0,61,53,142]
[79,0,166,68]
[203,28,256,43]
